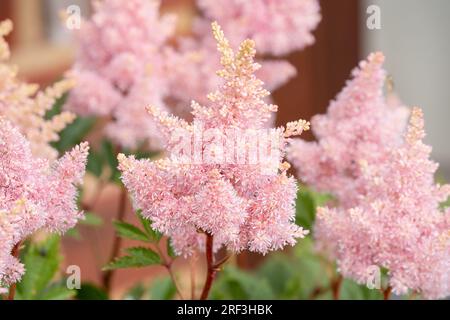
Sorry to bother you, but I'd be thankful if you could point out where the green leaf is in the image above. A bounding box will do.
[125,247,161,264]
[295,186,332,232]
[295,190,316,230]
[440,196,450,209]
[149,277,176,300]
[113,221,150,242]
[86,150,104,177]
[103,247,161,270]
[52,116,96,153]
[210,266,275,300]
[17,235,62,299]
[76,283,109,300]
[45,93,67,119]
[340,279,383,300]
[124,283,146,300]
[137,210,162,242]
[166,239,177,258]
[101,140,121,183]
[65,227,81,240]
[36,284,75,300]
[81,212,103,226]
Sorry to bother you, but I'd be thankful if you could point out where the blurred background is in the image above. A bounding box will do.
[1,0,449,297]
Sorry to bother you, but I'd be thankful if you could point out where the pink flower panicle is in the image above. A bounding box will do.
[288,52,410,208]
[167,0,321,109]
[197,0,321,56]
[118,23,310,257]
[66,0,175,149]
[67,0,320,149]
[314,108,450,299]
[0,119,89,291]
[0,20,75,161]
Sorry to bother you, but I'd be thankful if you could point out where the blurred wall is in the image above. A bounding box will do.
[361,0,450,178]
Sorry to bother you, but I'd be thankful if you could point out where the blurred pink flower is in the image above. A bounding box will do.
[0,119,89,291]
[289,52,410,208]
[67,0,320,149]
[118,23,310,256]
[197,0,321,56]
[0,20,75,161]
[66,0,175,148]
[314,108,450,299]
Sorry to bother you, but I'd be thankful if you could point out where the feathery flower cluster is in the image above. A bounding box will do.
[197,0,321,56]
[0,20,75,160]
[67,0,320,149]
[0,119,89,292]
[118,23,310,256]
[288,52,449,298]
[66,0,175,149]
[167,0,321,107]
[289,52,409,208]
[314,109,450,299]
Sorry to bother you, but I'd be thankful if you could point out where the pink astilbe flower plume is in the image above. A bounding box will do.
[288,52,410,208]
[167,0,321,108]
[197,0,321,56]
[0,119,89,291]
[66,0,175,149]
[0,20,75,161]
[118,22,310,256]
[314,108,450,299]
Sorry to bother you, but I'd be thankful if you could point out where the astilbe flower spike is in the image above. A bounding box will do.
[167,0,321,108]
[118,22,310,256]
[0,20,75,161]
[67,0,321,149]
[66,0,175,149]
[0,119,89,292]
[288,52,410,208]
[197,0,321,56]
[314,108,450,299]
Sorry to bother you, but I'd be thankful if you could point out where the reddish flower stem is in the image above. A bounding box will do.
[7,242,22,300]
[200,233,216,300]
[382,286,392,300]
[331,275,343,300]
[102,186,127,293]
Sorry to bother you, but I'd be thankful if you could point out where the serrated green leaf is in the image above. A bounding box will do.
[150,277,176,300]
[103,247,160,270]
[136,210,162,242]
[125,247,161,264]
[113,221,150,242]
[17,235,62,299]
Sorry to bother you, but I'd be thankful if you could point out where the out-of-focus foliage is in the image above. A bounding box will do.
[16,236,75,300]
[122,277,176,300]
[295,186,333,231]
[76,283,109,300]
[103,210,169,271]
[210,237,383,300]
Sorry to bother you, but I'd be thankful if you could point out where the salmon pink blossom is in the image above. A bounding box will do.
[118,23,310,256]
[0,119,89,292]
